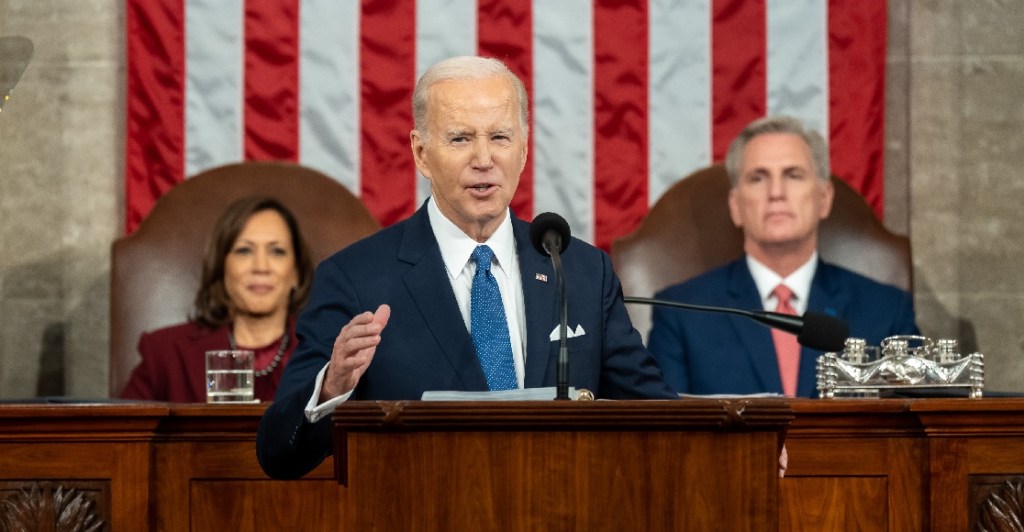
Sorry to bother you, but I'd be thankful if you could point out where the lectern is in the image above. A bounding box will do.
[332,399,792,530]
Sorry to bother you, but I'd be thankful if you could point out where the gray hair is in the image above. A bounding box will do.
[412,56,530,140]
[724,115,830,186]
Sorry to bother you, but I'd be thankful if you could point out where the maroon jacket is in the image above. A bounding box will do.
[120,320,297,402]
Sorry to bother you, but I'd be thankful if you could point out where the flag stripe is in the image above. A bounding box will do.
[478,0,535,222]
[185,0,244,175]
[359,0,417,224]
[125,0,889,245]
[243,0,300,161]
[593,0,650,251]
[828,0,885,214]
[126,0,186,230]
[649,0,712,204]
[766,0,828,136]
[711,0,767,160]
[299,0,361,193]
[533,0,594,243]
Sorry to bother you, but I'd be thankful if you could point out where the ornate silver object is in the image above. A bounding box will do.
[816,335,984,398]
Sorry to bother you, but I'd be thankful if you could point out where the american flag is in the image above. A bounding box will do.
[126,0,886,250]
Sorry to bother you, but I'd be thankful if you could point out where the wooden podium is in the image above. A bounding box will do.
[331,399,793,531]
[6,399,1024,529]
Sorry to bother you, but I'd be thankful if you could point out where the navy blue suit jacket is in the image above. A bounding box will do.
[647,257,919,397]
[257,204,675,479]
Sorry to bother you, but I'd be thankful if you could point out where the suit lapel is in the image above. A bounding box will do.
[514,219,558,387]
[726,260,782,393]
[800,260,846,396]
[397,206,489,391]
[806,260,845,317]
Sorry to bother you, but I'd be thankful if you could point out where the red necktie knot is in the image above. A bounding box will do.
[772,284,796,314]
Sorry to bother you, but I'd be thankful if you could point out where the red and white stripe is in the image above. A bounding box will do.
[127,0,887,250]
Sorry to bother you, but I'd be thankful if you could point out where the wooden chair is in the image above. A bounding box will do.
[611,163,912,341]
[109,161,380,397]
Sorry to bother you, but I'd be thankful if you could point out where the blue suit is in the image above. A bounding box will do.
[257,204,675,479]
[647,257,919,398]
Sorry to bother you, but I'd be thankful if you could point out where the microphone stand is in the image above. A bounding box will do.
[529,212,574,400]
[547,239,570,400]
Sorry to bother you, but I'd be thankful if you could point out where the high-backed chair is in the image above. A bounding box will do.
[110,161,380,397]
[611,163,912,341]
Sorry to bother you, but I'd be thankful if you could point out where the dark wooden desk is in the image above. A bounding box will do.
[2,399,1023,531]
[0,403,339,531]
[781,398,1024,532]
[0,403,163,530]
[150,404,342,531]
[332,399,790,530]
[781,399,928,531]
[0,400,788,531]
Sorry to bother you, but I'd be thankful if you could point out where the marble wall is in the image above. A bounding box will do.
[1,0,122,398]
[0,1,1021,398]
[906,0,1024,392]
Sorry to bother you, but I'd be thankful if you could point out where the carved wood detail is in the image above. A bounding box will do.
[974,476,1024,532]
[0,481,108,532]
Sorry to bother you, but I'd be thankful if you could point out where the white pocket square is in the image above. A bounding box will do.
[549,324,586,341]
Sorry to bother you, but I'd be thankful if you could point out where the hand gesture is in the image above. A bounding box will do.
[320,304,391,400]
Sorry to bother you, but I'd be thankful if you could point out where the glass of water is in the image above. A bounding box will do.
[205,350,255,403]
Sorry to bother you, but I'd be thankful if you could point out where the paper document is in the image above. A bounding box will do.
[421,387,577,401]
[678,392,782,399]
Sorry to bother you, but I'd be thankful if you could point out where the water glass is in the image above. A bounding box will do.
[205,350,255,403]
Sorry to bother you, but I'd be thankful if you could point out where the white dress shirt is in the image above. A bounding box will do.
[304,197,527,422]
[428,198,527,388]
[745,253,818,315]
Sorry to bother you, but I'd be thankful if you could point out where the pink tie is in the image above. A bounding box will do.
[771,284,800,397]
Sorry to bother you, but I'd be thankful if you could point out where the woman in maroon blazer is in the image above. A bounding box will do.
[121,196,314,402]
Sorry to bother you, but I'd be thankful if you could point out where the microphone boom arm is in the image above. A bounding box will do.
[624,295,849,352]
[623,296,802,335]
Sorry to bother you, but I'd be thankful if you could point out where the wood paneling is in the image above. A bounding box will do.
[0,404,162,531]
[2,398,1023,530]
[781,399,928,531]
[190,480,342,531]
[914,399,1024,532]
[333,399,791,531]
[781,477,888,531]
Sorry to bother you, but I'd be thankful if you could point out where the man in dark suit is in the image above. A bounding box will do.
[257,56,676,480]
[647,115,918,398]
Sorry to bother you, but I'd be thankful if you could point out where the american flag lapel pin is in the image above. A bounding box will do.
[535,273,548,282]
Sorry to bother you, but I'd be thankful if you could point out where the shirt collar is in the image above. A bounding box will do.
[746,252,818,307]
[427,196,516,281]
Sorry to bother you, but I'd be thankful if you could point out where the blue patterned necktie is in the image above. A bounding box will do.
[470,245,517,391]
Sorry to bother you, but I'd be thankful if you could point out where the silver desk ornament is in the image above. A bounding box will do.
[816,335,984,399]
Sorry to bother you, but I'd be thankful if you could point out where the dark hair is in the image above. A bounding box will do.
[191,196,314,328]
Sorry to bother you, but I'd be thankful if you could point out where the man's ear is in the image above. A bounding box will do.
[519,140,528,173]
[818,179,835,220]
[410,130,431,179]
[727,188,743,228]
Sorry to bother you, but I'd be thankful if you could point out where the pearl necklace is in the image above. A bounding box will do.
[229,331,289,377]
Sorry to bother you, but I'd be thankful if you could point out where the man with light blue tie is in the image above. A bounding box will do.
[257,56,676,480]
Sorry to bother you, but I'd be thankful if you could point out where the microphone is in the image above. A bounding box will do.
[529,212,570,255]
[530,213,571,400]
[623,296,849,352]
